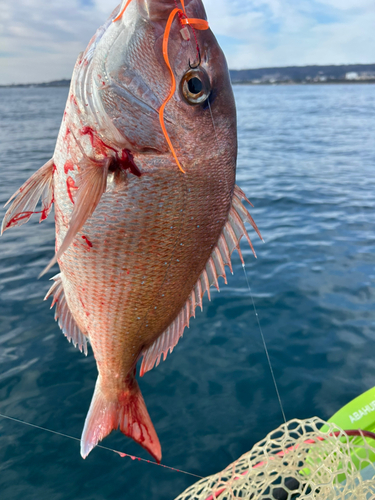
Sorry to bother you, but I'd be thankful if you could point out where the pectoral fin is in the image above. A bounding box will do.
[140,185,262,376]
[40,157,110,276]
[1,158,54,235]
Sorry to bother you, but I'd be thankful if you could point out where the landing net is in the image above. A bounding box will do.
[175,417,375,500]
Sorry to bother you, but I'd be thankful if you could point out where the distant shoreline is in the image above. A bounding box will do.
[233,79,375,85]
[1,80,374,89]
[1,63,375,88]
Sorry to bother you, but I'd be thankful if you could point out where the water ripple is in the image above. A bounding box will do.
[0,84,374,499]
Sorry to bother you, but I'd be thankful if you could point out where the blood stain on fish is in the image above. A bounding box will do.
[70,94,80,112]
[64,160,75,174]
[5,212,34,229]
[66,176,77,203]
[81,127,141,177]
[40,198,54,221]
[82,236,93,248]
[117,149,142,177]
[81,126,117,154]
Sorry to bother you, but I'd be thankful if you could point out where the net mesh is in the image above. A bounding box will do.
[175,417,375,500]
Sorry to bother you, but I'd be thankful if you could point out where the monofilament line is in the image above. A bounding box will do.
[207,99,219,147]
[0,412,202,479]
[242,263,287,424]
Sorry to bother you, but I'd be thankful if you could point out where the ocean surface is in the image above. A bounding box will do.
[0,83,374,499]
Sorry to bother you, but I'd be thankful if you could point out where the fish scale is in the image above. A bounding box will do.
[59,167,228,355]
[1,0,261,462]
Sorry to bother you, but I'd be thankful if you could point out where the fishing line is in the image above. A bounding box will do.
[207,73,285,425]
[0,412,203,479]
[207,87,286,425]
[241,264,287,424]
[2,3,283,484]
[207,99,219,147]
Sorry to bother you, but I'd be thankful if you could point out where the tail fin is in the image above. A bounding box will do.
[81,376,161,462]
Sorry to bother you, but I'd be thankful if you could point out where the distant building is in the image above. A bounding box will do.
[345,72,359,80]
[359,72,375,80]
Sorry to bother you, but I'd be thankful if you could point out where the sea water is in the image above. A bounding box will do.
[0,84,374,499]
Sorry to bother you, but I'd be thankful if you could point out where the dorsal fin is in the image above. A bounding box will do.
[1,158,54,235]
[44,273,88,355]
[140,185,262,376]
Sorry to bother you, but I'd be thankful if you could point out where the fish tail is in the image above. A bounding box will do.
[80,374,161,462]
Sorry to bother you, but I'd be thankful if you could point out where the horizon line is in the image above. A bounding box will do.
[1,62,375,87]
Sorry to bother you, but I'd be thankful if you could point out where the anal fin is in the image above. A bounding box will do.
[140,184,262,376]
[1,158,54,234]
[44,273,88,355]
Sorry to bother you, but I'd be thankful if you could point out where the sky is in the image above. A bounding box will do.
[0,0,374,85]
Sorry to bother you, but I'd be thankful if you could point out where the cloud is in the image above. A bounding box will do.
[204,0,375,68]
[0,0,373,84]
[0,0,116,84]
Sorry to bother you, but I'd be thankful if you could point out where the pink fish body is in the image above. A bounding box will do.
[2,0,261,462]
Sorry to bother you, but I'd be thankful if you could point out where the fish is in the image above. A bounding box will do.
[1,0,262,462]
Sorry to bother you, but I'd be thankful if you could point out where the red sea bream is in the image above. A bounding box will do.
[1,0,262,462]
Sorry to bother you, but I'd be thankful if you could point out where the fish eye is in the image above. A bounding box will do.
[181,68,211,105]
